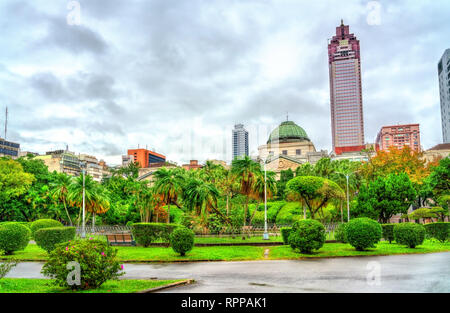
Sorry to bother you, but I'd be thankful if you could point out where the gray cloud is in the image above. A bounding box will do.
[1,0,448,165]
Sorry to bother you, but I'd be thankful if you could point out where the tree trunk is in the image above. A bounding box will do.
[63,198,73,226]
[340,201,343,223]
[167,203,170,223]
[91,212,95,234]
[249,202,259,225]
[226,195,229,216]
[244,197,249,226]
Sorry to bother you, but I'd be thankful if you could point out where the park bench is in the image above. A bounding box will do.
[106,233,136,246]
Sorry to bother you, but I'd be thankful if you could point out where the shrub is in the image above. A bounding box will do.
[394,223,426,248]
[0,223,31,255]
[381,224,395,243]
[170,227,195,256]
[41,239,124,290]
[424,222,449,243]
[0,259,18,279]
[280,227,292,244]
[288,219,326,254]
[35,227,76,253]
[334,223,348,243]
[30,219,63,239]
[131,223,181,247]
[346,218,382,251]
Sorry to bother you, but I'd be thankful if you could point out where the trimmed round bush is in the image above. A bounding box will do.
[424,222,449,243]
[35,227,76,253]
[280,227,292,245]
[288,219,326,254]
[30,219,63,239]
[381,224,395,243]
[170,227,195,256]
[0,223,31,255]
[394,223,426,248]
[41,239,124,290]
[131,223,181,247]
[334,223,348,243]
[346,218,382,251]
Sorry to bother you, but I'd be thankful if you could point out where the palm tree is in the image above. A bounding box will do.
[153,168,184,223]
[249,170,277,225]
[50,173,74,225]
[68,173,110,230]
[216,169,238,216]
[231,156,261,226]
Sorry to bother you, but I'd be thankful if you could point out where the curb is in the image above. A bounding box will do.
[136,279,195,293]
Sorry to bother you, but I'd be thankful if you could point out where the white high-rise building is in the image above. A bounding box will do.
[438,49,450,143]
[232,124,249,160]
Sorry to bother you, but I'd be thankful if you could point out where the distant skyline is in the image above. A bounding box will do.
[1,0,449,165]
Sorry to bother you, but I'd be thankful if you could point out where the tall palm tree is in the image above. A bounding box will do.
[50,173,74,225]
[153,167,184,223]
[68,173,110,230]
[231,156,261,226]
[249,170,277,225]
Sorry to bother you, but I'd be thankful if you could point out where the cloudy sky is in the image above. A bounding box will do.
[1,0,448,166]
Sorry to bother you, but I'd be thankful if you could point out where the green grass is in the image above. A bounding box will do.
[0,278,182,293]
[1,240,449,262]
[194,236,283,244]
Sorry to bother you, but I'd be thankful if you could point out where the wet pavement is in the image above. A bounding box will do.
[6,252,450,292]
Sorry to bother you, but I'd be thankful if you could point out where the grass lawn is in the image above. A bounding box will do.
[0,278,183,293]
[1,240,449,262]
[194,235,283,244]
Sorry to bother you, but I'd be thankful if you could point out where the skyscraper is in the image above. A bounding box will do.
[438,49,450,143]
[375,124,421,152]
[328,20,365,154]
[232,124,249,160]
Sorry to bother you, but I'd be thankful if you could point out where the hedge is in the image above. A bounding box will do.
[334,223,348,243]
[394,223,426,248]
[381,224,395,243]
[346,218,382,251]
[280,227,292,245]
[170,227,195,256]
[35,227,76,253]
[131,223,181,247]
[30,219,63,239]
[288,219,326,253]
[0,223,30,255]
[424,222,449,243]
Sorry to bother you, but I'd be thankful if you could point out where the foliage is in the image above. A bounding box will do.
[288,219,326,253]
[34,227,76,253]
[334,223,348,243]
[275,202,303,224]
[170,227,195,256]
[0,259,18,279]
[424,158,450,202]
[0,223,30,255]
[30,219,63,239]
[41,239,124,290]
[131,223,181,247]
[354,173,416,223]
[408,208,437,221]
[394,223,426,248]
[0,159,35,204]
[346,218,382,251]
[280,227,292,244]
[286,176,344,220]
[381,224,395,243]
[424,222,449,243]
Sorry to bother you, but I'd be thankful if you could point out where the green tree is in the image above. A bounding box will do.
[231,156,261,226]
[355,172,417,223]
[286,176,344,220]
[153,168,184,223]
[50,173,74,225]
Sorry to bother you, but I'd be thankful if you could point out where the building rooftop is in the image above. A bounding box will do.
[267,121,310,144]
[427,143,450,151]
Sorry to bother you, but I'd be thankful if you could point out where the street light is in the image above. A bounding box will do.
[80,162,86,238]
[260,157,269,240]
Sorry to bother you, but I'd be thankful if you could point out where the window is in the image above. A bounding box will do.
[296,149,301,155]
[282,150,288,155]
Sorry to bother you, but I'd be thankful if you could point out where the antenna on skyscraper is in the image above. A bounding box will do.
[4,107,7,140]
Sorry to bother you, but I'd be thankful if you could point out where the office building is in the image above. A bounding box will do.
[127,148,166,168]
[438,49,450,143]
[0,138,20,159]
[375,124,421,152]
[232,124,249,160]
[328,20,365,154]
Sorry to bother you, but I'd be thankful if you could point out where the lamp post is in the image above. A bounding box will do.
[263,160,269,240]
[80,163,86,238]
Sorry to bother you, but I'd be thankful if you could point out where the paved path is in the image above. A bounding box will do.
[6,252,450,292]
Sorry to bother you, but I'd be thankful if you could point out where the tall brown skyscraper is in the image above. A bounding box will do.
[328,20,365,154]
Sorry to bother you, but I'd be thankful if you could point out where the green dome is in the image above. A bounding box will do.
[267,121,310,144]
